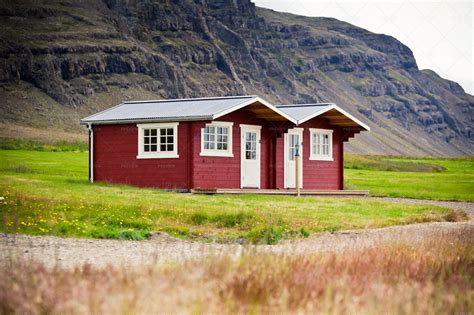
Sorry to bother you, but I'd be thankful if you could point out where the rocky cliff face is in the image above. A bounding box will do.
[0,0,472,155]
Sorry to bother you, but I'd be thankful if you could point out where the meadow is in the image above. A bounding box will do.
[345,154,474,201]
[1,229,472,313]
[0,142,469,243]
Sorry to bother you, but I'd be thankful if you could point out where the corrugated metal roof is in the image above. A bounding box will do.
[276,103,370,131]
[80,97,368,130]
[276,103,334,121]
[81,95,258,123]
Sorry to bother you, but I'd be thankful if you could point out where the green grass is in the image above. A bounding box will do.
[0,149,457,243]
[0,138,87,152]
[345,155,474,201]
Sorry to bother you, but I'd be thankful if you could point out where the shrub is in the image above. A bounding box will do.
[119,229,148,240]
[248,226,285,244]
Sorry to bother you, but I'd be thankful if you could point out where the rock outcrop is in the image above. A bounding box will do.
[0,0,472,155]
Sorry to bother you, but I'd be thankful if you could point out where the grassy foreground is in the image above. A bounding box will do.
[345,154,474,201]
[0,149,459,243]
[1,230,472,313]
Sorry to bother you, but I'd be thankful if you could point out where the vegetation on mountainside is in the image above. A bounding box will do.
[1,0,473,156]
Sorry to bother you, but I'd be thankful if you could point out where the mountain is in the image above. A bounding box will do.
[0,0,472,156]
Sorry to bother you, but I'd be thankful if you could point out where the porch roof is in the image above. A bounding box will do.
[277,103,370,131]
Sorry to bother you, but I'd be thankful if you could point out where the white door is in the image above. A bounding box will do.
[284,128,303,189]
[240,125,261,188]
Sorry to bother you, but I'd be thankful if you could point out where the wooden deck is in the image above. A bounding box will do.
[190,188,369,196]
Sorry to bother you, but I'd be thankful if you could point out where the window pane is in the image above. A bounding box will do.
[144,145,150,152]
[150,137,156,144]
[204,142,209,150]
[144,137,150,144]
[167,128,173,136]
[160,144,166,151]
[144,129,150,136]
[251,151,256,160]
[222,128,228,135]
[217,143,222,150]
[160,129,166,136]
[150,145,157,151]
[246,151,251,160]
[167,144,173,151]
[167,136,173,143]
[151,129,157,136]
[222,143,227,150]
[209,142,215,150]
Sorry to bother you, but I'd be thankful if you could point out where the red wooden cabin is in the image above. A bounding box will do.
[81,96,369,191]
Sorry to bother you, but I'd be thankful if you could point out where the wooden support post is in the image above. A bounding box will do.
[295,153,300,197]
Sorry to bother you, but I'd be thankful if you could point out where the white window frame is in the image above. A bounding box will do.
[137,122,179,159]
[309,128,333,161]
[200,121,234,157]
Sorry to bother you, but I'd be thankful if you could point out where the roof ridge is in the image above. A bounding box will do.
[123,95,257,104]
[276,103,334,108]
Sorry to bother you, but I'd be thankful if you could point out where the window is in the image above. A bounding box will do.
[288,134,300,161]
[245,131,257,160]
[309,128,333,161]
[137,123,179,159]
[200,121,233,157]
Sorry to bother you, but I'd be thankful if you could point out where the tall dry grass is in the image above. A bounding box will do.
[1,229,473,314]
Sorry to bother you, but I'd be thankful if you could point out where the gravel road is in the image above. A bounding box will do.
[1,197,473,269]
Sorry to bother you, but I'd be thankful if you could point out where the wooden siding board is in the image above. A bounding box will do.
[93,123,189,189]
[299,118,344,190]
[191,110,282,189]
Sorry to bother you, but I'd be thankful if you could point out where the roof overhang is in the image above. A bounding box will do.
[297,104,370,131]
[80,115,214,125]
[213,97,297,124]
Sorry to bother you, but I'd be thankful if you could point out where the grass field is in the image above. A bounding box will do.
[0,146,466,243]
[345,154,474,201]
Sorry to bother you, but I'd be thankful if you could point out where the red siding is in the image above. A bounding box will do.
[299,119,344,190]
[192,109,280,189]
[275,136,285,189]
[93,123,190,189]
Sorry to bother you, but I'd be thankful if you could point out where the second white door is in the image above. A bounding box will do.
[284,128,303,189]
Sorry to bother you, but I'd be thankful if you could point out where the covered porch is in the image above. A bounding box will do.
[190,188,369,196]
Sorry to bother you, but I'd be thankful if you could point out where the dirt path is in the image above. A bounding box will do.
[1,197,473,269]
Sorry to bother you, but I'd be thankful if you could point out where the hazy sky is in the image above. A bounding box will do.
[253,0,473,95]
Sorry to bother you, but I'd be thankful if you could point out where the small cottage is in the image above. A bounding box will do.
[80,96,369,191]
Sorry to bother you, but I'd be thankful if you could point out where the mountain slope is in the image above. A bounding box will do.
[0,0,472,155]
